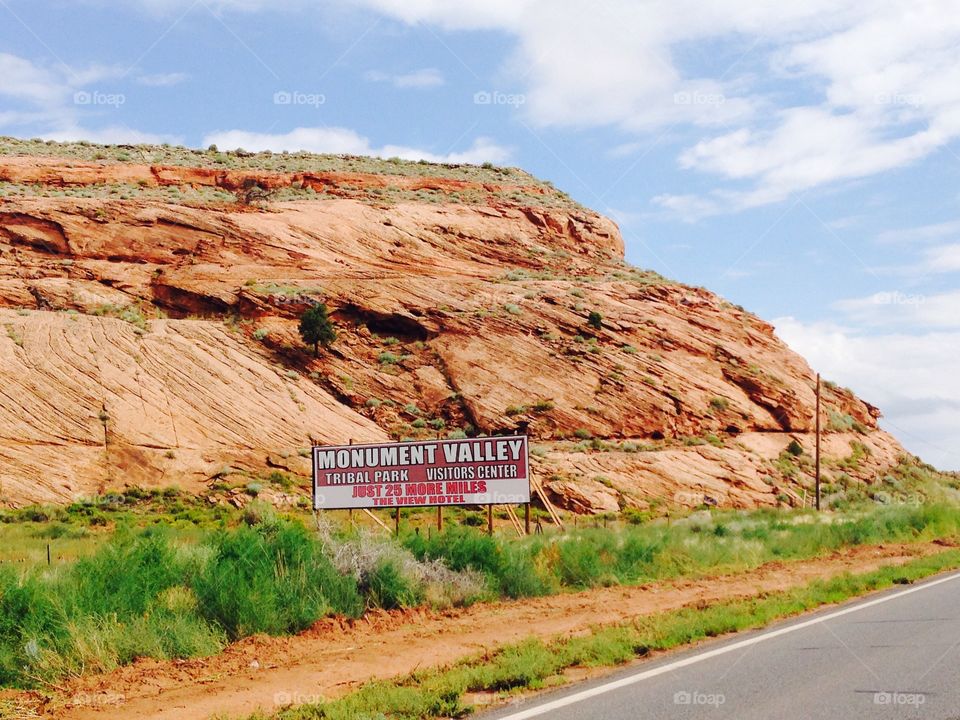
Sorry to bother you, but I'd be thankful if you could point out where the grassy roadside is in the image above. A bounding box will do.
[4,502,960,689]
[251,548,960,720]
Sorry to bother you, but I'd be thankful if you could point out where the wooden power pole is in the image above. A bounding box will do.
[815,373,822,511]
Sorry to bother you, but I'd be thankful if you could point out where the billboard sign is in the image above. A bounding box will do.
[312,435,530,510]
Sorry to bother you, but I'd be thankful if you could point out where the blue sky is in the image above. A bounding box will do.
[2,1,960,467]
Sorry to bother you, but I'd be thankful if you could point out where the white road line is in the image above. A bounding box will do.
[494,570,960,720]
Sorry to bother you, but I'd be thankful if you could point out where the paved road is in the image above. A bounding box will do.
[481,571,960,720]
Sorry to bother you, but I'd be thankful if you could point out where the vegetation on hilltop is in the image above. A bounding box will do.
[0,136,588,209]
[0,136,533,185]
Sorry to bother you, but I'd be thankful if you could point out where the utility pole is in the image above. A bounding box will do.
[815,373,822,511]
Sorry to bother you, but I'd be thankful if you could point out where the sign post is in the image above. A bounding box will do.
[312,436,532,523]
[815,373,822,511]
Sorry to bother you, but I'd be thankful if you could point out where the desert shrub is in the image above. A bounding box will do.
[363,558,424,610]
[193,521,362,638]
[0,567,63,685]
[0,531,225,684]
[554,535,614,587]
[324,529,487,610]
[709,397,729,411]
[404,529,552,599]
[68,529,186,617]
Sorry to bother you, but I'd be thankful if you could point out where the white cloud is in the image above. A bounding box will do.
[342,1,960,212]
[877,219,960,245]
[201,126,511,164]
[868,241,960,279]
[834,289,960,329]
[54,3,960,213]
[775,315,960,469]
[136,72,189,87]
[68,63,128,86]
[651,192,726,221]
[123,0,283,13]
[0,53,133,134]
[0,51,187,145]
[918,244,960,274]
[0,53,68,107]
[364,67,444,89]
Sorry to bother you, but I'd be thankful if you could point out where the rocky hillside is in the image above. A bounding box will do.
[0,138,908,512]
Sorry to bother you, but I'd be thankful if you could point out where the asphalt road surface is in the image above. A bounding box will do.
[482,570,960,720]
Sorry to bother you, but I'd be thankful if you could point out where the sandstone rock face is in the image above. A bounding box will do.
[0,149,909,510]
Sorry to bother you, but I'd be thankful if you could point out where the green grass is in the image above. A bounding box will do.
[0,489,234,566]
[2,463,959,690]
[252,549,960,720]
[0,521,362,686]
[403,503,960,599]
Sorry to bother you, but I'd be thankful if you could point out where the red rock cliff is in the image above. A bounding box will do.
[0,141,906,511]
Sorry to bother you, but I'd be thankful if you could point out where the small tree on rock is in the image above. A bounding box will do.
[299,304,336,356]
[587,310,603,331]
